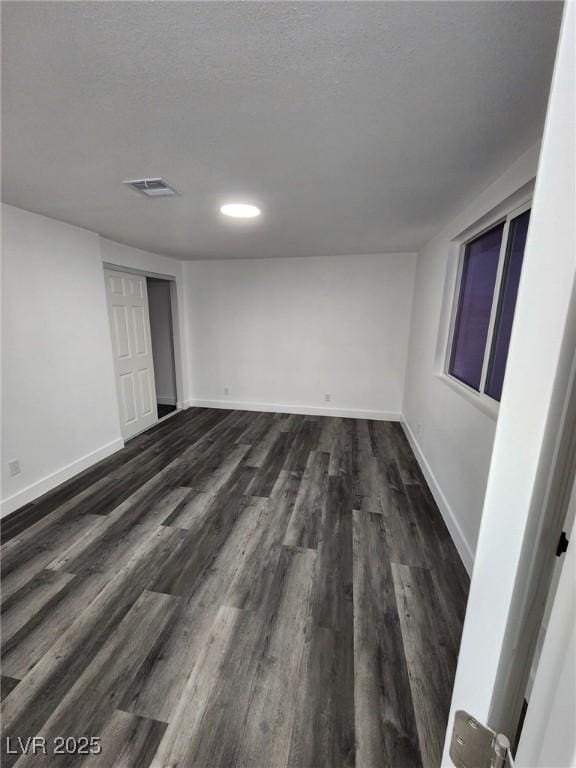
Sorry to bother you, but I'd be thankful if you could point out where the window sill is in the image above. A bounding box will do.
[435,373,499,421]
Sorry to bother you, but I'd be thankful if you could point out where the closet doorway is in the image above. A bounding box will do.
[104,267,180,441]
[147,277,178,420]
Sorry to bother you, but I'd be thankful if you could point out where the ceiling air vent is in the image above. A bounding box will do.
[123,178,178,197]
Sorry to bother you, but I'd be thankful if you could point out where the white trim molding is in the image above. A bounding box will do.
[435,372,498,421]
[1,437,124,518]
[401,419,475,574]
[184,398,401,422]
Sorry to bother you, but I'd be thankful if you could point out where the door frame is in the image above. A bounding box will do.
[514,510,576,767]
[103,262,186,434]
[441,2,575,762]
[489,345,576,742]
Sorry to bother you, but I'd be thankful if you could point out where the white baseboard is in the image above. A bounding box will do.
[184,398,401,422]
[401,419,474,575]
[1,437,124,519]
[157,395,177,406]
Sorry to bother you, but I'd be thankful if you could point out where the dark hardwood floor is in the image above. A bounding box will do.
[0,408,469,768]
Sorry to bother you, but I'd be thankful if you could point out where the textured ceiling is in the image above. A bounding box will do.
[1,1,562,260]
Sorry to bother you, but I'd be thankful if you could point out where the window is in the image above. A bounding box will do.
[448,206,531,402]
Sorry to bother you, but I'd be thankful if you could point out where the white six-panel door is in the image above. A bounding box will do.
[104,269,158,440]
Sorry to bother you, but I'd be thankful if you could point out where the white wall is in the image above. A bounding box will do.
[402,144,540,572]
[100,237,184,281]
[1,205,122,516]
[0,210,191,517]
[147,279,177,405]
[184,253,416,419]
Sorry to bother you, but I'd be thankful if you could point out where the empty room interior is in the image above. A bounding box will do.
[1,2,575,767]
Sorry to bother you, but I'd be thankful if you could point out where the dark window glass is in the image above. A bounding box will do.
[449,223,504,390]
[485,210,530,401]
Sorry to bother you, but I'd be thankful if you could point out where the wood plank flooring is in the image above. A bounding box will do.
[1,408,469,768]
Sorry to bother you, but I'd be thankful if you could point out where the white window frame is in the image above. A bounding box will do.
[443,197,532,417]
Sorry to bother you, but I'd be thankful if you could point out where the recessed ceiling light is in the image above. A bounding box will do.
[220,203,261,219]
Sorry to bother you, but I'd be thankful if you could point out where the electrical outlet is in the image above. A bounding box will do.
[8,459,21,477]
[324,393,331,403]
[223,387,229,396]
[416,423,423,436]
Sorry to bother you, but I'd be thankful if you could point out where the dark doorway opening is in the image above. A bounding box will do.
[147,277,178,421]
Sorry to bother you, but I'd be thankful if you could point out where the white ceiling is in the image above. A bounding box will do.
[1,1,562,260]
